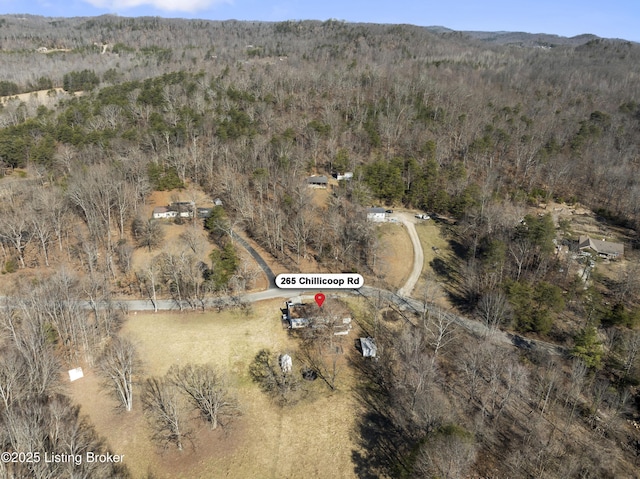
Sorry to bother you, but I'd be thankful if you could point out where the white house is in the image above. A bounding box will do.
[367,207,387,222]
[332,171,353,181]
[152,206,178,219]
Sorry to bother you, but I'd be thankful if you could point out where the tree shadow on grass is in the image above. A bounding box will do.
[448,237,469,260]
[430,254,474,312]
[431,257,453,280]
[348,349,412,479]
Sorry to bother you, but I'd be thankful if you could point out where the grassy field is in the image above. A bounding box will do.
[375,222,413,290]
[413,221,453,306]
[68,300,360,479]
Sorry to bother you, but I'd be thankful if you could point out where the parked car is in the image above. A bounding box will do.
[385,209,393,214]
[415,214,431,220]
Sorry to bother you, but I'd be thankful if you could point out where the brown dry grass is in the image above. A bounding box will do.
[68,300,360,479]
[374,223,413,290]
[414,221,453,308]
[0,87,77,106]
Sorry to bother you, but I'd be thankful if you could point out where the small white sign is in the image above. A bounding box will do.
[68,367,84,382]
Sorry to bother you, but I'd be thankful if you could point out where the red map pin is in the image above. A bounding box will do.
[314,293,326,308]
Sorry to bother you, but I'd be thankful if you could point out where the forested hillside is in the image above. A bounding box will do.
[1,15,640,478]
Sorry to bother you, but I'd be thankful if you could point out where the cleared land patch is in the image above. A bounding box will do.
[414,221,453,307]
[374,222,414,291]
[69,301,359,479]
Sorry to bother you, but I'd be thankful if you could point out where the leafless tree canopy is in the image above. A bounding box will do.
[98,337,141,412]
[0,14,640,477]
[142,376,191,452]
[167,363,239,430]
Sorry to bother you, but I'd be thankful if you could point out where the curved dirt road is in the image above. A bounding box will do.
[396,213,424,297]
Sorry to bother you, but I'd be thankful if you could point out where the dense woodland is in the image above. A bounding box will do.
[1,14,640,478]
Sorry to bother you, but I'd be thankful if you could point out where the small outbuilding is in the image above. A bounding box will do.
[68,367,84,382]
[279,354,293,374]
[332,171,353,181]
[359,337,377,358]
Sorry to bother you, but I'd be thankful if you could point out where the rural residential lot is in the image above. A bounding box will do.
[1,13,640,479]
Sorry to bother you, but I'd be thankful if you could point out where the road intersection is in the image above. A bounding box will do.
[110,225,564,357]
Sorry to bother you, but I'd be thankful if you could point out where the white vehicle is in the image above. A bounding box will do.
[415,214,431,220]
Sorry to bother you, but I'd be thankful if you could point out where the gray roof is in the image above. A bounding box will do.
[579,236,624,257]
[360,337,377,357]
[368,207,386,214]
[306,175,328,184]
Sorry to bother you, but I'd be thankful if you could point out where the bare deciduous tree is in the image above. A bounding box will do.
[0,348,25,412]
[142,376,191,451]
[616,329,640,378]
[131,216,165,251]
[168,363,239,430]
[136,257,162,312]
[0,208,33,269]
[425,310,457,362]
[29,193,56,267]
[414,425,477,479]
[477,290,511,335]
[1,300,61,397]
[98,337,140,412]
[179,225,208,257]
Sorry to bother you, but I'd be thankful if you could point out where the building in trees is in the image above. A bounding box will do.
[197,207,213,218]
[283,299,352,335]
[306,175,329,188]
[332,172,353,181]
[152,206,178,219]
[578,235,624,259]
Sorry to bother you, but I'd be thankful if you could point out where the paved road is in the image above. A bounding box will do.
[396,213,424,297]
[231,230,277,289]
[117,288,308,312]
[114,284,564,356]
[357,286,565,356]
[111,222,564,356]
